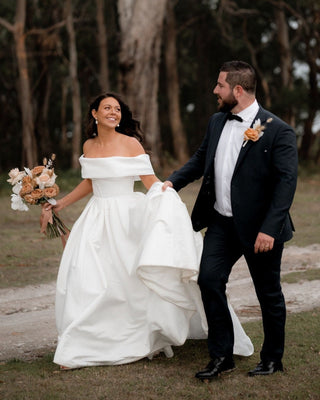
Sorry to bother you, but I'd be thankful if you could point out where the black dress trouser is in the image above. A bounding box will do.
[198,210,285,362]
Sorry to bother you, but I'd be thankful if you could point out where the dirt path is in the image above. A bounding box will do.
[1,245,319,362]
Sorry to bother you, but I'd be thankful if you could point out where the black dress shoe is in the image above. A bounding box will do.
[195,357,235,381]
[248,360,283,376]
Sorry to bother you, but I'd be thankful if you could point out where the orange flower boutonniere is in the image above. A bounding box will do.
[243,118,273,147]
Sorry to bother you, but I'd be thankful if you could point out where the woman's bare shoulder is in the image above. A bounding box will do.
[83,138,95,154]
[121,135,145,156]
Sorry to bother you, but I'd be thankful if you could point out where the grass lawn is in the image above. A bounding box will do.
[0,170,319,399]
[0,308,319,400]
[0,172,320,289]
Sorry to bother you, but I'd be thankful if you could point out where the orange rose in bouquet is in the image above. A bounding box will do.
[7,154,69,239]
[44,184,59,198]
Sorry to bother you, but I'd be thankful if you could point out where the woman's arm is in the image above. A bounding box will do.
[125,137,160,190]
[45,179,93,212]
[140,175,160,190]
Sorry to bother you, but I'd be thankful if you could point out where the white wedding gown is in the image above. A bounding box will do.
[53,154,253,368]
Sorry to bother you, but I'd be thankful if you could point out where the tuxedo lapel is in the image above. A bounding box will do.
[205,114,229,174]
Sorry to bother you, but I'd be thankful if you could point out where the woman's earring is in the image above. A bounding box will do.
[117,124,120,127]
[95,119,98,125]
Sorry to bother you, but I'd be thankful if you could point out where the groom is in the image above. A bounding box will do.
[163,60,298,380]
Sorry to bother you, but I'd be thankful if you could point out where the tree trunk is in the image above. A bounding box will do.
[164,0,189,165]
[297,4,319,162]
[274,4,295,125]
[241,19,272,109]
[96,0,110,92]
[314,134,320,165]
[65,0,82,169]
[15,1,38,167]
[60,77,69,148]
[117,0,168,169]
[299,50,317,161]
[0,0,38,167]
[37,71,52,157]
[274,7,291,88]
[300,117,315,161]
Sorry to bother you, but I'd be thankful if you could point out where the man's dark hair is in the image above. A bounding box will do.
[220,61,256,94]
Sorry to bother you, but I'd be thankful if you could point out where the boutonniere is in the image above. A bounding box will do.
[243,118,273,147]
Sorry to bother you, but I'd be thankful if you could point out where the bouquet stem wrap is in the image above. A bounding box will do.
[40,207,69,239]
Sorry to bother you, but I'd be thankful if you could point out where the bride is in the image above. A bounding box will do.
[43,93,253,370]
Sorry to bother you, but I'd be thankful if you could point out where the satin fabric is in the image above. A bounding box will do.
[53,155,253,368]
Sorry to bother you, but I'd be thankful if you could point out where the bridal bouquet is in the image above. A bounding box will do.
[7,154,69,239]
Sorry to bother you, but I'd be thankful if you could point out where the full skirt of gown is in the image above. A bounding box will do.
[53,155,253,368]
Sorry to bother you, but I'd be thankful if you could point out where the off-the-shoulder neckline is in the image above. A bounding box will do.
[80,154,148,159]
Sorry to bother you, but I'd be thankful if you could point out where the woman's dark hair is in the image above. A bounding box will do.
[220,61,256,94]
[86,92,143,142]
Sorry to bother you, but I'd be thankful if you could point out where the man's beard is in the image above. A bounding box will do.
[217,94,238,113]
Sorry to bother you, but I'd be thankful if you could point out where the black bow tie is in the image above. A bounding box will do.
[226,113,243,122]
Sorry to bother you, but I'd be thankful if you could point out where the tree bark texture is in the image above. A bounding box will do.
[0,0,38,167]
[65,0,82,169]
[118,0,168,168]
[36,71,52,157]
[274,4,295,125]
[294,3,319,161]
[96,0,110,92]
[60,77,69,149]
[164,0,189,165]
[299,48,317,161]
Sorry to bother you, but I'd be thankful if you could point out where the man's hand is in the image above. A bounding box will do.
[254,232,275,254]
[162,181,173,191]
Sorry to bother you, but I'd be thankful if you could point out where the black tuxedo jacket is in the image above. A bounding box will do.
[169,106,298,247]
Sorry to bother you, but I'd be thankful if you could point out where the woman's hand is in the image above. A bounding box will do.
[44,199,64,213]
[40,199,64,234]
[40,203,53,234]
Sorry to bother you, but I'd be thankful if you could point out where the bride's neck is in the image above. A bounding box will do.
[96,128,118,144]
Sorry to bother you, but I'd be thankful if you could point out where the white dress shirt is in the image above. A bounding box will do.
[214,99,259,216]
